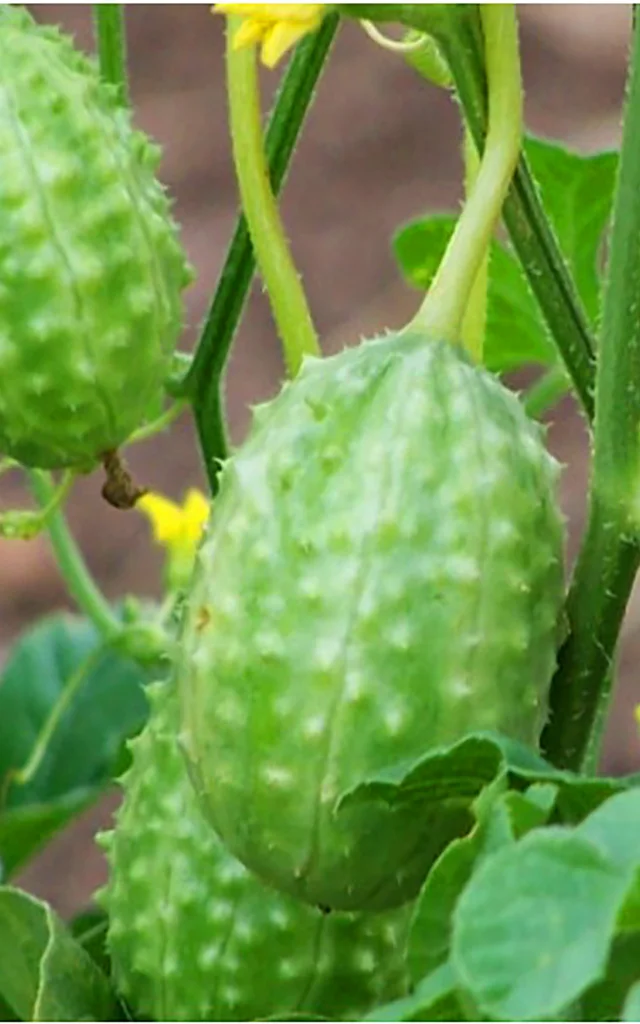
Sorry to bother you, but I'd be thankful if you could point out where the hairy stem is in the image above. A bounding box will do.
[93,5,129,105]
[542,8,640,770]
[225,19,319,374]
[343,4,597,418]
[187,15,338,492]
[28,471,120,642]
[409,5,522,344]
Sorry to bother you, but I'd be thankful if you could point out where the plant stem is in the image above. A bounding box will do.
[186,15,338,492]
[28,471,121,642]
[93,5,129,105]
[429,6,597,420]
[9,647,106,790]
[460,126,488,361]
[226,18,320,377]
[542,9,640,771]
[343,4,597,419]
[523,365,570,420]
[408,6,522,345]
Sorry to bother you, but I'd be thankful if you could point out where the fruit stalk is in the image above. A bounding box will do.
[186,14,338,490]
[93,4,129,105]
[542,9,640,771]
[342,3,597,419]
[225,15,320,377]
[407,4,522,345]
[430,5,596,419]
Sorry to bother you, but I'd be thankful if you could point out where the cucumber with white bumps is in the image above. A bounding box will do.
[178,331,565,913]
[100,681,410,1022]
[0,6,191,470]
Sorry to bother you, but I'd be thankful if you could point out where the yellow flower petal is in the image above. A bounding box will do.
[212,3,326,65]
[137,492,185,545]
[261,20,309,68]
[233,17,269,50]
[182,488,210,545]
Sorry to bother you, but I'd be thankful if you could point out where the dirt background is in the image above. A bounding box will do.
[2,4,638,916]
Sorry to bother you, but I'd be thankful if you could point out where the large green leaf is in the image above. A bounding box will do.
[623,980,640,1022]
[0,886,122,1021]
[365,962,466,1022]
[393,136,617,378]
[451,827,631,1021]
[581,933,640,1021]
[0,613,154,876]
[407,778,557,986]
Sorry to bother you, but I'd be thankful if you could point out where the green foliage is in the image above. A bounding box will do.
[0,3,638,1022]
[0,613,152,877]
[393,136,617,387]
[0,887,122,1021]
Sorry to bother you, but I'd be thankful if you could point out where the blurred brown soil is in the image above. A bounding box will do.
[2,5,637,916]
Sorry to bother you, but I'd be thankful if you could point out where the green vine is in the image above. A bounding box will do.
[186,14,339,492]
[225,17,320,376]
[541,8,640,771]
[341,3,597,421]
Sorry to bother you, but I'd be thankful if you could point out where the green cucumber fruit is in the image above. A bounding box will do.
[178,332,565,913]
[100,681,410,1022]
[0,6,191,470]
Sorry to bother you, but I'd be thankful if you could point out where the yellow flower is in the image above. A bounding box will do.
[214,4,326,67]
[138,488,209,567]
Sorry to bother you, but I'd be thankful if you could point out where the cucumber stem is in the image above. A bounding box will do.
[460,125,489,361]
[93,5,129,106]
[225,17,320,377]
[407,5,521,345]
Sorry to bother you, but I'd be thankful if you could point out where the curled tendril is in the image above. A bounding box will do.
[359,20,425,53]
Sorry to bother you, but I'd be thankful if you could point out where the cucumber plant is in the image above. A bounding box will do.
[0,4,640,1022]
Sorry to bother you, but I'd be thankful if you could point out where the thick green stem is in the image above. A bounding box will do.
[186,15,338,492]
[542,9,640,770]
[28,471,120,642]
[409,6,522,344]
[226,17,319,376]
[93,5,129,105]
[541,503,640,771]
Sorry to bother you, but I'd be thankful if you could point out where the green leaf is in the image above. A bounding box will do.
[69,908,110,977]
[393,136,617,379]
[337,734,503,811]
[408,778,555,986]
[409,831,483,984]
[393,216,552,373]
[0,613,153,876]
[623,980,640,1022]
[0,886,122,1021]
[504,782,558,837]
[365,962,465,1022]
[451,828,630,1021]
[581,932,640,1021]
[576,789,640,931]
[526,138,617,323]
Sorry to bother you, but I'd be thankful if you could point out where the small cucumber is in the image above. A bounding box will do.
[178,332,565,912]
[0,7,191,469]
[100,681,410,1022]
